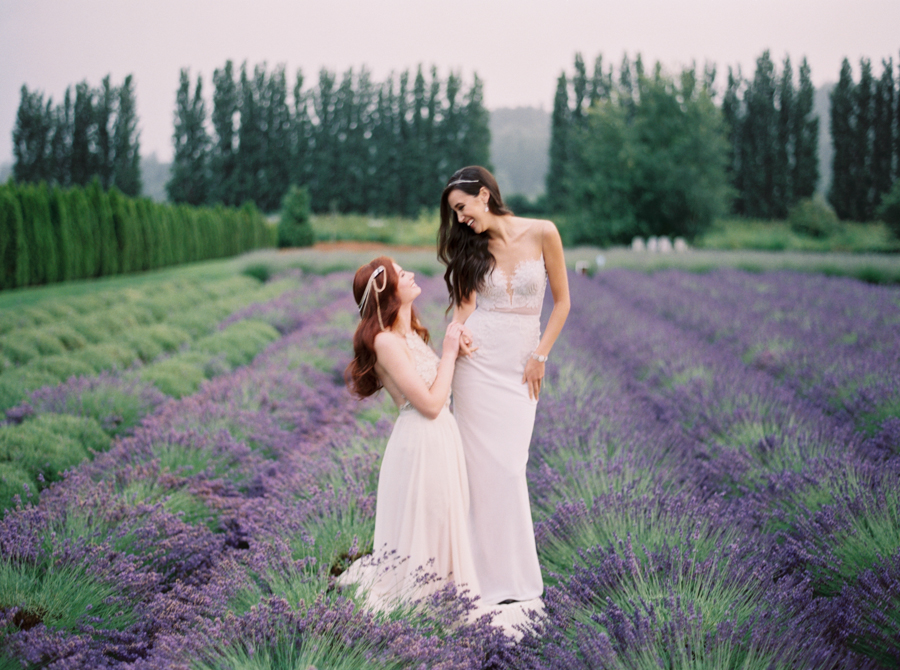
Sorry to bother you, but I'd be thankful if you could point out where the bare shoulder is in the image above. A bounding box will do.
[373,330,404,355]
[511,216,557,245]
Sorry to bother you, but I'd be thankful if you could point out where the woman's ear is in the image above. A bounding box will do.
[479,186,490,206]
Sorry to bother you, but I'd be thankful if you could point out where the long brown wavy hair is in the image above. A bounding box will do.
[438,166,513,308]
[345,256,430,399]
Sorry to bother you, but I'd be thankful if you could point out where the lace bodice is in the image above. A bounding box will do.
[399,332,445,412]
[477,257,547,315]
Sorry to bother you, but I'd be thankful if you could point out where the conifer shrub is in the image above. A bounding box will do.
[788,198,840,238]
[277,186,315,248]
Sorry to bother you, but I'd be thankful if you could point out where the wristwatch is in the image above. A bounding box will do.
[531,352,548,363]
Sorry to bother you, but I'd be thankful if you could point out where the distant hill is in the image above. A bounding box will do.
[489,106,550,199]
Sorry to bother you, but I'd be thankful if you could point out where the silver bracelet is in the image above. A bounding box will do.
[531,352,548,363]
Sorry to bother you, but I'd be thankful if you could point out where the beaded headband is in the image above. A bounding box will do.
[446,178,480,188]
[357,265,388,330]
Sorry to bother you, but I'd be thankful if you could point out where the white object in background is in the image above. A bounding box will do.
[631,236,645,251]
[658,236,672,253]
[674,237,688,252]
[575,260,590,275]
[595,254,606,268]
[647,236,659,252]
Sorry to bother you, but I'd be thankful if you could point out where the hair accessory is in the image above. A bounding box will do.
[358,265,388,330]
[447,178,480,188]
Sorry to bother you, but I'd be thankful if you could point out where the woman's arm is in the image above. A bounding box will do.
[453,292,477,356]
[374,323,463,420]
[523,220,571,400]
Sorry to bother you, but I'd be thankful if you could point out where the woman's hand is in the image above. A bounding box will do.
[458,325,477,357]
[523,357,545,401]
[442,321,464,360]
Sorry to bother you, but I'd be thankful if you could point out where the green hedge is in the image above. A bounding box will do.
[0,179,276,290]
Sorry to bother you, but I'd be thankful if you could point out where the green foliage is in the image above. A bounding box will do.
[30,413,111,455]
[139,352,208,397]
[0,463,37,511]
[0,421,88,484]
[565,66,730,245]
[26,354,95,381]
[876,179,900,238]
[0,369,58,412]
[788,198,840,238]
[193,320,280,368]
[70,342,138,373]
[277,185,314,248]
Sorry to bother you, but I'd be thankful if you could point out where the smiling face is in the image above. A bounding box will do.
[447,187,489,234]
[393,262,421,305]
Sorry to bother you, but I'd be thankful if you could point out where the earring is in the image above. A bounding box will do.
[484,204,489,212]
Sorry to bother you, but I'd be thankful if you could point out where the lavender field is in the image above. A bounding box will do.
[1,266,900,669]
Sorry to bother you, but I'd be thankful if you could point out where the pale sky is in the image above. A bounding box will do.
[1,0,898,164]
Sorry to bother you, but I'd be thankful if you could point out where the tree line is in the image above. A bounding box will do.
[0,180,273,291]
[12,75,142,196]
[829,55,900,222]
[167,61,491,215]
[547,53,731,245]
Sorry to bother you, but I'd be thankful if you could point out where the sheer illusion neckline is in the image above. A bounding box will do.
[492,256,544,303]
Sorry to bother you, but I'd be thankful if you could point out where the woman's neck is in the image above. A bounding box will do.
[484,213,513,245]
[392,304,413,336]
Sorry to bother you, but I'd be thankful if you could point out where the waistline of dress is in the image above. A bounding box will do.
[474,306,542,316]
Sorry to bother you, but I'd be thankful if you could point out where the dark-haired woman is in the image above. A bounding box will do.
[341,256,480,609]
[439,166,570,607]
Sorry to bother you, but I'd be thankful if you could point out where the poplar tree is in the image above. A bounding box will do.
[167,69,210,205]
[872,59,895,203]
[854,59,874,220]
[112,75,141,195]
[95,75,115,188]
[71,81,95,186]
[774,56,794,217]
[829,59,856,219]
[264,66,292,213]
[12,86,53,183]
[743,51,777,218]
[210,60,239,205]
[463,74,491,170]
[546,73,570,212]
[49,89,73,186]
[793,58,819,200]
[722,67,745,214]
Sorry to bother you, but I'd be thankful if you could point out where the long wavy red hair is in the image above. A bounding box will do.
[345,256,429,399]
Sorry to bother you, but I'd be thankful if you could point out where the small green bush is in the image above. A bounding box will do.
[67,315,110,343]
[0,422,88,483]
[875,179,900,239]
[31,413,111,455]
[27,355,95,381]
[167,307,226,338]
[120,331,164,363]
[18,329,67,356]
[18,306,54,327]
[139,352,208,397]
[0,462,37,511]
[242,263,272,283]
[71,343,138,373]
[788,198,840,238]
[39,300,78,319]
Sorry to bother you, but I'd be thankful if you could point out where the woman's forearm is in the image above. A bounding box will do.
[534,299,570,358]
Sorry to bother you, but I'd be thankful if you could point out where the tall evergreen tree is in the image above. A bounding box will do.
[95,75,116,188]
[71,81,95,186]
[793,58,819,200]
[12,86,53,183]
[743,50,778,218]
[112,74,141,195]
[290,69,311,193]
[167,69,210,205]
[234,63,265,208]
[590,55,612,105]
[872,58,895,204]
[264,65,292,213]
[774,56,794,217]
[854,59,875,220]
[210,61,239,205]
[49,89,73,186]
[829,58,856,219]
[572,53,588,124]
[722,67,745,214]
[463,74,490,170]
[546,73,570,212]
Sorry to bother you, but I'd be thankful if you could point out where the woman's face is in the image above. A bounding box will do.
[447,187,489,234]
[393,263,420,304]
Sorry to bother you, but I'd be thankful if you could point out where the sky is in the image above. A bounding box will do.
[1,0,899,164]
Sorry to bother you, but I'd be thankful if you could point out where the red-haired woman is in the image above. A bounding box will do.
[341,256,480,609]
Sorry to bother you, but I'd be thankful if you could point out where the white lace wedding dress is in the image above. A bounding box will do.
[452,256,547,607]
[339,332,480,608]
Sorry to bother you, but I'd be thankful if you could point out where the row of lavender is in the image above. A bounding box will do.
[1,267,898,668]
[522,269,900,668]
